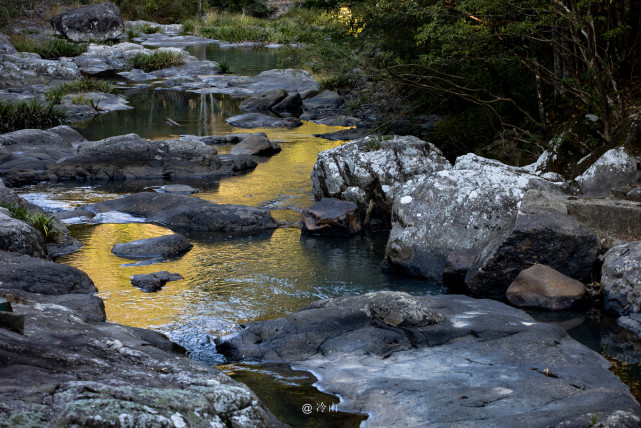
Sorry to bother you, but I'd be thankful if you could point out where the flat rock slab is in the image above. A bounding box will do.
[0,298,282,426]
[0,250,96,295]
[131,271,183,292]
[111,233,193,260]
[300,198,362,236]
[216,291,641,427]
[506,264,587,310]
[226,113,302,129]
[88,192,279,232]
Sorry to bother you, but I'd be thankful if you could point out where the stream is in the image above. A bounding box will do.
[15,44,641,426]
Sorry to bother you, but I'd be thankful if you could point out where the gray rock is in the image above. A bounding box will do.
[602,241,641,316]
[73,42,144,75]
[0,250,96,295]
[506,264,587,310]
[466,208,600,299]
[230,133,281,156]
[47,234,83,257]
[0,298,282,427]
[158,184,199,194]
[193,69,319,97]
[89,192,279,232]
[112,234,193,260]
[617,313,641,338]
[216,291,641,427]
[271,92,302,115]
[0,208,47,258]
[59,91,132,119]
[383,154,564,280]
[0,289,105,322]
[46,125,87,145]
[0,33,18,55]
[575,147,641,197]
[131,271,183,292]
[0,54,82,89]
[627,186,641,201]
[313,127,371,141]
[312,135,451,228]
[239,89,287,111]
[186,133,253,145]
[300,111,361,126]
[54,134,249,181]
[226,113,302,129]
[50,2,125,42]
[301,198,362,236]
[299,89,319,100]
[303,89,344,110]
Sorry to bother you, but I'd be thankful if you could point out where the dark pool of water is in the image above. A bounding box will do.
[183,44,280,76]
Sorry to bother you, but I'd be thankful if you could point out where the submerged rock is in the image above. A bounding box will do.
[50,2,125,42]
[312,135,450,228]
[384,155,564,280]
[506,264,587,310]
[602,241,641,316]
[216,291,641,427]
[0,250,96,295]
[89,192,279,232]
[300,198,362,236]
[465,208,600,299]
[131,271,183,292]
[112,233,193,260]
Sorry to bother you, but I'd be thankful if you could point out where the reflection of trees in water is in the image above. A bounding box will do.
[73,89,243,139]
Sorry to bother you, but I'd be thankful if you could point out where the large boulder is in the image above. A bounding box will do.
[111,234,193,260]
[575,147,641,197]
[465,208,600,299]
[0,251,96,295]
[239,89,287,111]
[216,291,641,427]
[302,89,344,111]
[54,134,253,181]
[0,297,282,427]
[0,208,47,258]
[384,154,564,280]
[271,92,302,115]
[506,264,587,310]
[602,241,641,316]
[230,133,281,156]
[88,192,279,232]
[311,135,451,228]
[300,198,362,236]
[226,112,302,129]
[50,2,125,42]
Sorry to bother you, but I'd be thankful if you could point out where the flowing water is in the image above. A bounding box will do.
[16,45,641,425]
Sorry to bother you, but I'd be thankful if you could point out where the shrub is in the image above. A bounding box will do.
[45,79,115,104]
[127,27,141,40]
[217,58,231,73]
[0,202,62,242]
[141,24,161,34]
[0,100,67,133]
[127,50,186,72]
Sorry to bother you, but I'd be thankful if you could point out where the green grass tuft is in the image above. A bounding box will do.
[217,58,231,74]
[127,50,186,72]
[0,201,62,242]
[0,100,67,133]
[45,79,115,104]
[11,36,87,59]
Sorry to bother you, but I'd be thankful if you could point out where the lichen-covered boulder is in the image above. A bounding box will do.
[50,2,125,42]
[384,154,564,280]
[466,208,600,299]
[602,241,641,316]
[0,54,81,89]
[575,147,641,197]
[311,135,451,228]
[506,264,587,310]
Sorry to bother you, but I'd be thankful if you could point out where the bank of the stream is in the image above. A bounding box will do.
[8,38,641,426]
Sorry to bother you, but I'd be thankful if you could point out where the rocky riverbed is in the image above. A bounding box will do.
[2,2,641,426]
